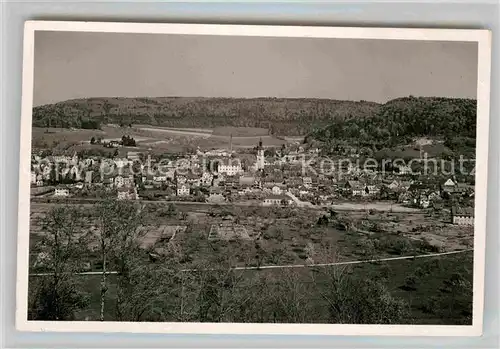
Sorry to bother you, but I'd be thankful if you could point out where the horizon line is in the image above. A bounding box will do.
[33,94,478,108]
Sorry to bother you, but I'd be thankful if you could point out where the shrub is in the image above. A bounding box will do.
[317,215,329,226]
[377,236,413,255]
[359,239,376,257]
[28,277,91,321]
[421,258,443,274]
[417,238,441,253]
[402,275,418,291]
[369,222,383,233]
[379,263,392,279]
[292,247,305,254]
[413,266,427,278]
[435,272,473,324]
[322,276,411,324]
[419,297,438,314]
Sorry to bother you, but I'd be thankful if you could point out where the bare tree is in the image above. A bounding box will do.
[102,100,112,120]
[310,244,410,324]
[92,199,144,321]
[268,268,311,323]
[188,252,252,322]
[91,200,184,322]
[29,206,89,320]
[114,260,182,322]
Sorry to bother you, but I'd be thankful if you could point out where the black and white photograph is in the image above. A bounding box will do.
[16,22,491,336]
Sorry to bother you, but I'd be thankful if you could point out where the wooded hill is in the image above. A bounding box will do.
[310,97,477,146]
[32,96,476,139]
[32,97,378,135]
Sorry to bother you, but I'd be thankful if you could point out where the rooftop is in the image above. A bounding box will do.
[265,194,289,200]
[451,206,474,217]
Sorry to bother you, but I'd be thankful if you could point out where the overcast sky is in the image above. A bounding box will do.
[33,31,478,107]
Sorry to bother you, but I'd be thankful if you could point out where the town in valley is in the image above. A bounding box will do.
[28,96,476,325]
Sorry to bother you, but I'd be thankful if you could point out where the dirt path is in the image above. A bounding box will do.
[137,127,212,138]
[328,202,421,213]
[230,249,473,271]
[30,249,472,276]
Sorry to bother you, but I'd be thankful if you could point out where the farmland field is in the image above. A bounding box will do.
[32,125,294,154]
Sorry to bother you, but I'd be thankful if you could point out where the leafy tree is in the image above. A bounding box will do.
[121,135,137,147]
[48,164,58,185]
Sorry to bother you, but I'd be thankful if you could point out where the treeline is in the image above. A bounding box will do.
[33,103,102,129]
[310,97,477,148]
[32,96,476,139]
[32,97,379,135]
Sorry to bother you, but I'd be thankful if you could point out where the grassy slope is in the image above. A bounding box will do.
[353,251,473,324]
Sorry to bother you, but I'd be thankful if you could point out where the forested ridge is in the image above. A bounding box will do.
[32,97,377,135]
[32,96,476,139]
[310,97,477,146]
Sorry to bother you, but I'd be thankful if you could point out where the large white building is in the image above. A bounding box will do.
[263,194,293,206]
[218,163,243,176]
[115,175,134,188]
[452,207,474,226]
[153,175,167,183]
[54,188,69,197]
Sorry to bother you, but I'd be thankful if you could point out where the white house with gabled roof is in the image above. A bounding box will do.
[177,184,190,196]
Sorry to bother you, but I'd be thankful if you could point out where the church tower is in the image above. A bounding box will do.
[256,138,265,170]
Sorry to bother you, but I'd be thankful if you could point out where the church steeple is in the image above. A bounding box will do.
[256,138,265,170]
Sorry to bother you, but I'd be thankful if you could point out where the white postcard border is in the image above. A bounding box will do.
[16,20,492,336]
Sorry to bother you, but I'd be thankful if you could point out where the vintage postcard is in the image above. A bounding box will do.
[16,21,491,336]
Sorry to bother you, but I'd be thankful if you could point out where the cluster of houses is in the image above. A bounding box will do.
[30,142,475,226]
